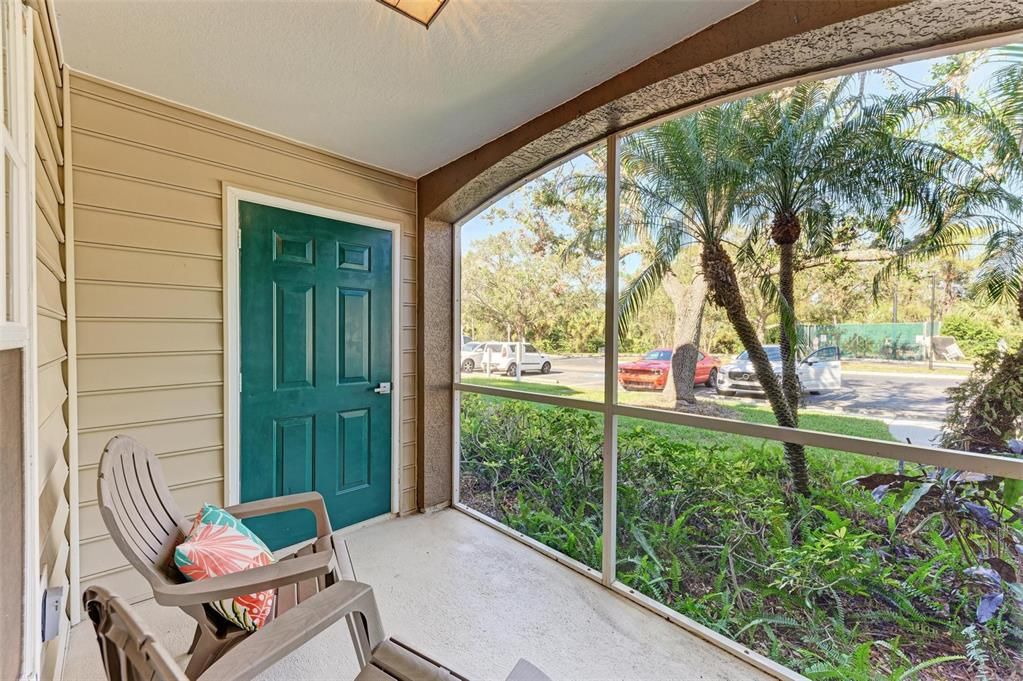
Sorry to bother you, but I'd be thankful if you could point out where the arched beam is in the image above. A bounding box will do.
[420,0,1023,223]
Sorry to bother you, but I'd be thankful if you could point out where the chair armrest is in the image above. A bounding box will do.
[200,581,386,681]
[153,551,333,607]
[225,492,331,539]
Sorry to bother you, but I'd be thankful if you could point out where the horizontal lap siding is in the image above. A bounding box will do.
[70,72,419,608]
[34,2,69,679]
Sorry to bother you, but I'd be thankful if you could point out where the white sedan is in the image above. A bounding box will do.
[716,345,841,396]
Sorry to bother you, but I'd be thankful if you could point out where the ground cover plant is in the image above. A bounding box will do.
[459,394,1023,679]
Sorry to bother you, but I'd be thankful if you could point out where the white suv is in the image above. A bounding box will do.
[479,342,552,376]
[716,344,842,395]
[460,342,485,372]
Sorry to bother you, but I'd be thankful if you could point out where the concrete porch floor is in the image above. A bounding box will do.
[65,509,773,681]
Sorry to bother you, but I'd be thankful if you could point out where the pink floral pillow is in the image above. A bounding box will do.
[174,504,276,630]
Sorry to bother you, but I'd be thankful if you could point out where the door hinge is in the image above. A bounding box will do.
[238,228,242,249]
[239,372,243,392]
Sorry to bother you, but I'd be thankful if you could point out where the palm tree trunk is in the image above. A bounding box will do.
[772,213,811,497]
[702,241,810,496]
[778,242,801,419]
[662,270,708,407]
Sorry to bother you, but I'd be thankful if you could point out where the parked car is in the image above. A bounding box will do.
[479,342,552,376]
[460,342,484,372]
[618,348,721,391]
[715,344,841,396]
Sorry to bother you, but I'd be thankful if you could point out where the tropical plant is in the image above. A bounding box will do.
[942,347,1023,454]
[969,46,1023,320]
[737,76,1001,494]
[613,102,824,494]
[934,45,1023,462]
[460,395,1023,678]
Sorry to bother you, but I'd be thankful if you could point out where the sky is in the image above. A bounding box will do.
[460,45,1008,272]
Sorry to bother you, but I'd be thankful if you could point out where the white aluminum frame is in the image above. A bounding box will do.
[0,2,36,678]
[449,46,1023,677]
[600,134,619,587]
[223,185,403,520]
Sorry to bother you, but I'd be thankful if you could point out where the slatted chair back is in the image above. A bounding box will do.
[97,435,190,590]
[83,586,188,681]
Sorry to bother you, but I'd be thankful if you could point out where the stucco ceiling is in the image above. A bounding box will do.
[55,0,754,178]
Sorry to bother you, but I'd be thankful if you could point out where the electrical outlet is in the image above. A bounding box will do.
[40,586,63,642]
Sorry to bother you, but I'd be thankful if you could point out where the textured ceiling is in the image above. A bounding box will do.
[55,0,754,177]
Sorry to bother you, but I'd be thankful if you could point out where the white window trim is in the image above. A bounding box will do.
[222,185,403,520]
[0,1,37,679]
[0,0,32,346]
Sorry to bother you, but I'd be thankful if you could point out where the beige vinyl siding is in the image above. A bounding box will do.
[70,71,419,606]
[32,1,70,679]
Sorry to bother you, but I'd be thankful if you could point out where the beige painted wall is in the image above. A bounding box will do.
[32,0,71,677]
[69,72,418,607]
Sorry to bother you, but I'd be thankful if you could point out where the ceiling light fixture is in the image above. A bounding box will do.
[377,0,449,28]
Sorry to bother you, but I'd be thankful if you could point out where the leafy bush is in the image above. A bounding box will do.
[459,395,603,567]
[941,315,1004,358]
[460,395,1023,679]
[942,345,1023,453]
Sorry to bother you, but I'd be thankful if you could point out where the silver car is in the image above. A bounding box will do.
[716,344,841,396]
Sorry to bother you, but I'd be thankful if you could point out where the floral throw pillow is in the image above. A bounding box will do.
[173,504,276,631]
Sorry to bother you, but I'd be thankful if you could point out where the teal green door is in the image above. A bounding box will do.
[239,201,392,548]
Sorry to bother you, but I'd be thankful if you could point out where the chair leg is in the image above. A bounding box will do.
[345,590,386,668]
[346,613,370,668]
[184,629,227,680]
[187,625,202,654]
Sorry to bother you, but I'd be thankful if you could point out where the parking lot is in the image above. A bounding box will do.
[468,355,963,425]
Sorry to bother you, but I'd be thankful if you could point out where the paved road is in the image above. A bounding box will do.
[801,373,961,420]
[485,355,962,421]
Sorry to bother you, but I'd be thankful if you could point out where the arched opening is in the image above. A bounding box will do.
[419,1,1023,676]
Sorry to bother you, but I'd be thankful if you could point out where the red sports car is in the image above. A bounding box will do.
[617,348,721,391]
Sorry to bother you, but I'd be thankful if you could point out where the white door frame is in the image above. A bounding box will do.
[222,185,402,518]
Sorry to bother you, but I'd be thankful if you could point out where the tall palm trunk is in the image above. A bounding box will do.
[662,270,708,407]
[771,211,810,496]
[777,241,801,418]
[702,241,810,496]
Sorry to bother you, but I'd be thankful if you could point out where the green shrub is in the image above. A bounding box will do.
[459,395,1023,679]
[942,344,1023,453]
[941,315,1003,357]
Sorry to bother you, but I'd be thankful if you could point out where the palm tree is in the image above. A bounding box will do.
[973,47,1023,321]
[617,102,810,491]
[939,46,1023,451]
[736,76,998,491]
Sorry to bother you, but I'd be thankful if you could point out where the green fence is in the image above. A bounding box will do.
[797,321,940,360]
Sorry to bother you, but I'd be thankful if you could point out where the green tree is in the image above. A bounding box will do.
[738,76,996,492]
[939,46,1023,452]
[972,47,1023,321]
[461,225,603,353]
[616,103,818,491]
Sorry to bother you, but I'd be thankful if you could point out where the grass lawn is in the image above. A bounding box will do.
[461,375,895,480]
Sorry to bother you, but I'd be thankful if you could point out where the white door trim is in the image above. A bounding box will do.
[222,185,402,518]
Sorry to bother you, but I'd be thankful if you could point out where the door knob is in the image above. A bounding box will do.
[373,382,392,394]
